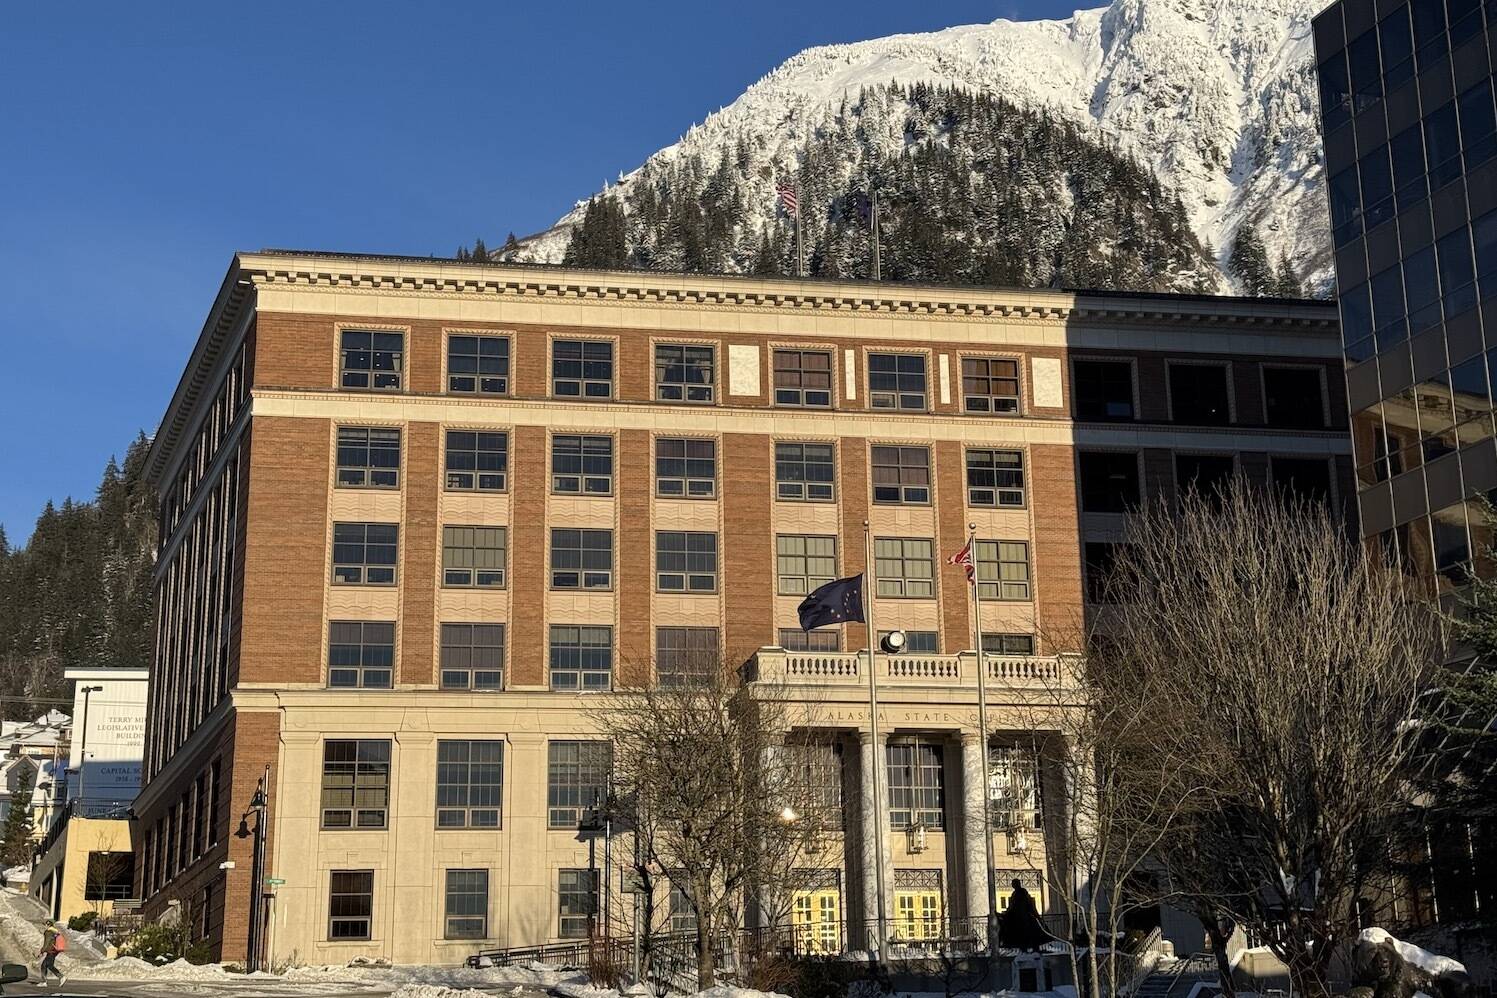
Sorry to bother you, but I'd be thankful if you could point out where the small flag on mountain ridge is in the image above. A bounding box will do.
[776,181,799,218]
[947,538,975,583]
[797,574,865,631]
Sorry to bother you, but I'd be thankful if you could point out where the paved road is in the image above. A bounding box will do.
[1,980,556,997]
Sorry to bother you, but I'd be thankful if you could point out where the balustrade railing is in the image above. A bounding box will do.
[752,649,1072,689]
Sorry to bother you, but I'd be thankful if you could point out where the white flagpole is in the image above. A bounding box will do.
[796,190,805,278]
[863,520,889,960]
[968,524,999,953]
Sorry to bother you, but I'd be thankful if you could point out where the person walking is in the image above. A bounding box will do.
[38,919,67,987]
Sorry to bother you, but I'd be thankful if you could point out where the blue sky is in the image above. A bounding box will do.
[0,0,1082,543]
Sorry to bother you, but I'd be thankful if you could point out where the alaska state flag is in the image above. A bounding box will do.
[797,574,866,631]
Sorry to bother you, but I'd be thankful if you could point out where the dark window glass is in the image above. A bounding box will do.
[445,431,507,492]
[773,349,833,407]
[439,624,505,691]
[871,445,931,504]
[1424,102,1463,190]
[656,531,718,592]
[1457,80,1497,169]
[321,741,391,829]
[887,739,944,829]
[1449,355,1491,427]
[962,357,1021,414]
[1437,226,1477,319]
[1073,360,1135,420]
[340,331,403,392]
[655,344,715,404]
[1431,503,1471,581]
[1168,364,1231,424]
[1329,166,1364,246]
[336,427,400,488]
[1340,282,1375,356]
[656,627,720,687]
[1410,0,1447,63]
[1359,144,1395,230]
[1404,246,1443,333]
[1371,266,1408,349]
[442,525,506,589]
[550,529,613,590]
[1078,451,1140,513]
[83,853,134,901]
[331,522,399,585]
[775,442,836,501]
[1347,30,1384,111]
[553,339,613,398]
[329,871,374,940]
[1084,542,1124,604]
[447,335,509,395]
[981,633,1036,656]
[328,622,395,689]
[868,353,928,410]
[1319,49,1353,132]
[1176,454,1237,499]
[655,438,716,498]
[444,869,489,939]
[1446,0,1482,43]
[1390,124,1428,210]
[1473,208,1497,287]
[1379,7,1415,87]
[779,628,840,652]
[549,626,612,691]
[1263,368,1326,428]
[558,869,599,938]
[966,449,1025,507]
[879,629,939,652]
[436,741,503,828]
[552,435,613,495]
[548,741,611,827]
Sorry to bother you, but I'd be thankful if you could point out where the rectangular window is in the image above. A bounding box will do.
[1263,367,1327,428]
[445,431,508,492]
[552,435,614,495]
[1271,457,1333,504]
[669,881,698,935]
[776,535,837,596]
[329,871,374,940]
[656,438,716,499]
[871,445,931,504]
[868,353,928,410]
[887,739,944,829]
[447,335,510,395]
[962,357,1020,414]
[436,740,503,828]
[444,869,489,939]
[657,627,720,686]
[774,349,833,407]
[551,529,613,590]
[331,523,398,585]
[439,623,505,691]
[966,449,1025,507]
[655,344,715,403]
[1073,360,1134,421]
[1168,363,1231,424]
[775,442,836,502]
[880,630,939,652]
[1078,451,1139,513]
[874,537,935,598]
[981,633,1035,656]
[340,330,403,392]
[988,746,1042,829]
[976,540,1031,601]
[787,739,844,829]
[558,869,599,938]
[549,626,613,691]
[336,427,400,488]
[548,741,611,827]
[442,526,506,588]
[83,852,135,901]
[328,621,395,689]
[321,740,391,829]
[553,339,613,399]
[1084,542,1123,604]
[1176,454,1236,499]
[779,628,840,652]
[656,531,718,592]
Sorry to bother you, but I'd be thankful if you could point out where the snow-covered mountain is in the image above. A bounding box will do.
[513,0,1330,294]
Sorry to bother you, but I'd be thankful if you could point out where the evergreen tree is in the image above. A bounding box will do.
[1,771,35,868]
[502,232,520,254]
[1273,250,1303,297]
[563,197,629,269]
[471,238,488,263]
[1228,223,1274,295]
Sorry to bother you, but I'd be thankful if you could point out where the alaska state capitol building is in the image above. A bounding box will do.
[134,251,1347,965]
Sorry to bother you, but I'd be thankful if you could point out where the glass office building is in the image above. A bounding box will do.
[1314,0,1497,592]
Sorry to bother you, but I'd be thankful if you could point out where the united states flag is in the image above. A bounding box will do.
[947,538,975,583]
[776,181,799,218]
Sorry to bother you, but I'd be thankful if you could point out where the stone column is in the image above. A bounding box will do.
[960,732,990,927]
[854,730,892,951]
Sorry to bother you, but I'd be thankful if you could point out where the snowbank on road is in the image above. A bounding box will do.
[391,986,504,998]
[285,959,584,989]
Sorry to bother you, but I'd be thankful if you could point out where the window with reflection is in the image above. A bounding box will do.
[1370,266,1408,351]
[1431,502,1472,588]
[1403,246,1442,335]
[1437,226,1477,319]
[1347,30,1383,112]
[1359,144,1395,231]
[1319,49,1352,132]
[1458,80,1496,168]
[1378,7,1414,88]
[1340,282,1375,361]
[1390,124,1428,210]
[1329,167,1363,246]
[1424,102,1462,190]
[1415,375,1458,461]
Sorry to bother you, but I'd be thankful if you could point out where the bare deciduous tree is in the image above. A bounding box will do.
[1106,483,1441,998]
[595,658,840,987]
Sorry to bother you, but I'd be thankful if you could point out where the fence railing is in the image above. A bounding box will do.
[750,649,1073,689]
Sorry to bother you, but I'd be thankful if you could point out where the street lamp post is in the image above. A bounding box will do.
[245,767,271,974]
[75,685,104,808]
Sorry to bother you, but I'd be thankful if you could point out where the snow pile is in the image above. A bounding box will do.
[284,959,585,989]
[390,986,501,998]
[515,0,1331,294]
[1,866,29,886]
[66,956,246,981]
[1360,928,1467,978]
